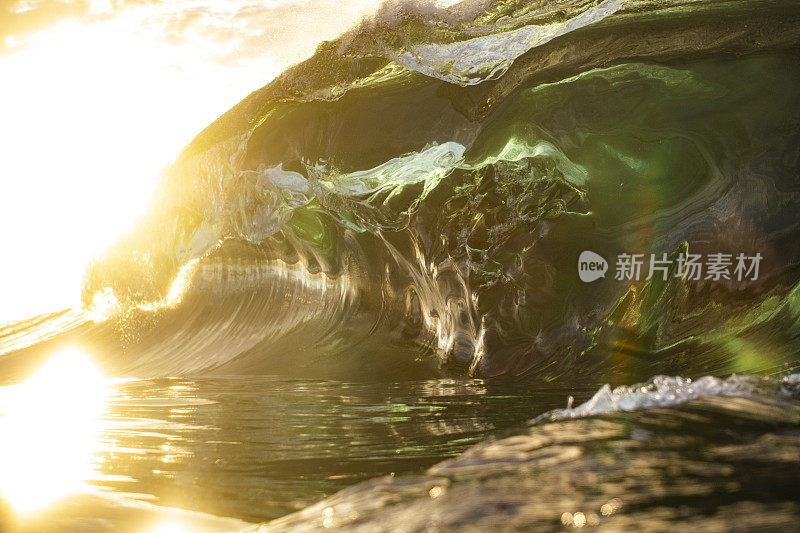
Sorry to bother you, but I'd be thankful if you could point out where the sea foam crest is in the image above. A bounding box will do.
[532,374,800,423]
[395,0,623,86]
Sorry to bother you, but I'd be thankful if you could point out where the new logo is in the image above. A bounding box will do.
[578,251,608,282]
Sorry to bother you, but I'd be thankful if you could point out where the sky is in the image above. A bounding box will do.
[0,0,388,324]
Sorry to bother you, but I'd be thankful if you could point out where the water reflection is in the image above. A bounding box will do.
[0,365,555,530]
[0,348,107,514]
[91,377,549,524]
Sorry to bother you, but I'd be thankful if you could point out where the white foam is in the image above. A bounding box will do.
[532,374,797,423]
[310,141,466,197]
[395,0,623,86]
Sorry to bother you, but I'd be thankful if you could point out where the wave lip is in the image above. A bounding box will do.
[394,0,623,86]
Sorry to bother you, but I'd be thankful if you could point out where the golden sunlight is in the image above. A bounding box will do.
[0,21,269,325]
[147,521,191,533]
[0,347,108,514]
[0,0,385,326]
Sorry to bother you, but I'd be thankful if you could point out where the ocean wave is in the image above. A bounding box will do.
[392,0,623,86]
[19,0,796,380]
[533,373,800,423]
[251,371,800,531]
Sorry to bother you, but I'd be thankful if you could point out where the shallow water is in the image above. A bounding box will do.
[263,389,800,532]
[1,362,798,531]
[98,377,561,522]
[0,372,586,530]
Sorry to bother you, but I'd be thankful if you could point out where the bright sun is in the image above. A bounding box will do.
[0,0,387,326]
[0,19,274,324]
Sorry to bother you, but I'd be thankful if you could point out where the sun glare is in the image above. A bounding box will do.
[147,521,191,533]
[0,0,390,326]
[0,16,278,326]
[0,348,108,515]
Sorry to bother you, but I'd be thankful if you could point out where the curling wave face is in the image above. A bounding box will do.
[19,0,798,381]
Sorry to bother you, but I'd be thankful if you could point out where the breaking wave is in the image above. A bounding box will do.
[4,0,800,382]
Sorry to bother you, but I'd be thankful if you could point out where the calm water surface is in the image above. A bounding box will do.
[0,369,586,530]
